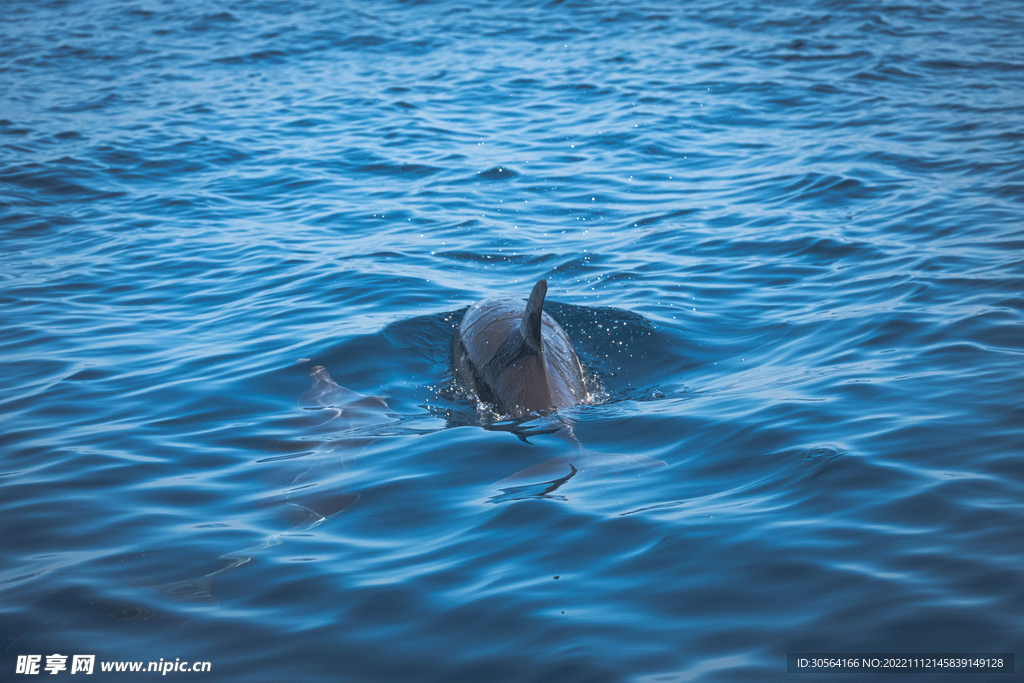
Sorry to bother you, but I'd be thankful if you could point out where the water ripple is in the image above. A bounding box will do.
[2,0,1022,680]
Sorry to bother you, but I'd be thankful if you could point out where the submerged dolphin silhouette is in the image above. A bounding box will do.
[453,279,590,418]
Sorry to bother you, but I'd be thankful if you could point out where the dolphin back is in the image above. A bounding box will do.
[454,279,589,417]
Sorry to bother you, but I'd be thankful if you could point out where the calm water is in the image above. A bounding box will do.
[2,0,1022,680]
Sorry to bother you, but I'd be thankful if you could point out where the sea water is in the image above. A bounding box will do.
[2,0,1022,680]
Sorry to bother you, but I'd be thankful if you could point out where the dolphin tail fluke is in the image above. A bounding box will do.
[521,278,547,355]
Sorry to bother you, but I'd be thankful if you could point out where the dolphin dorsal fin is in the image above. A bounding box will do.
[521,279,547,355]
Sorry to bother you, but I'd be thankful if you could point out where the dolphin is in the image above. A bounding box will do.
[295,280,661,501]
[301,365,388,422]
[453,279,666,496]
[452,279,590,418]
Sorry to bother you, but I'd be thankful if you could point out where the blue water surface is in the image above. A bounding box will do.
[2,0,1022,681]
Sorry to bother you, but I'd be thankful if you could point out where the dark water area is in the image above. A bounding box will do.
[2,0,1022,680]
